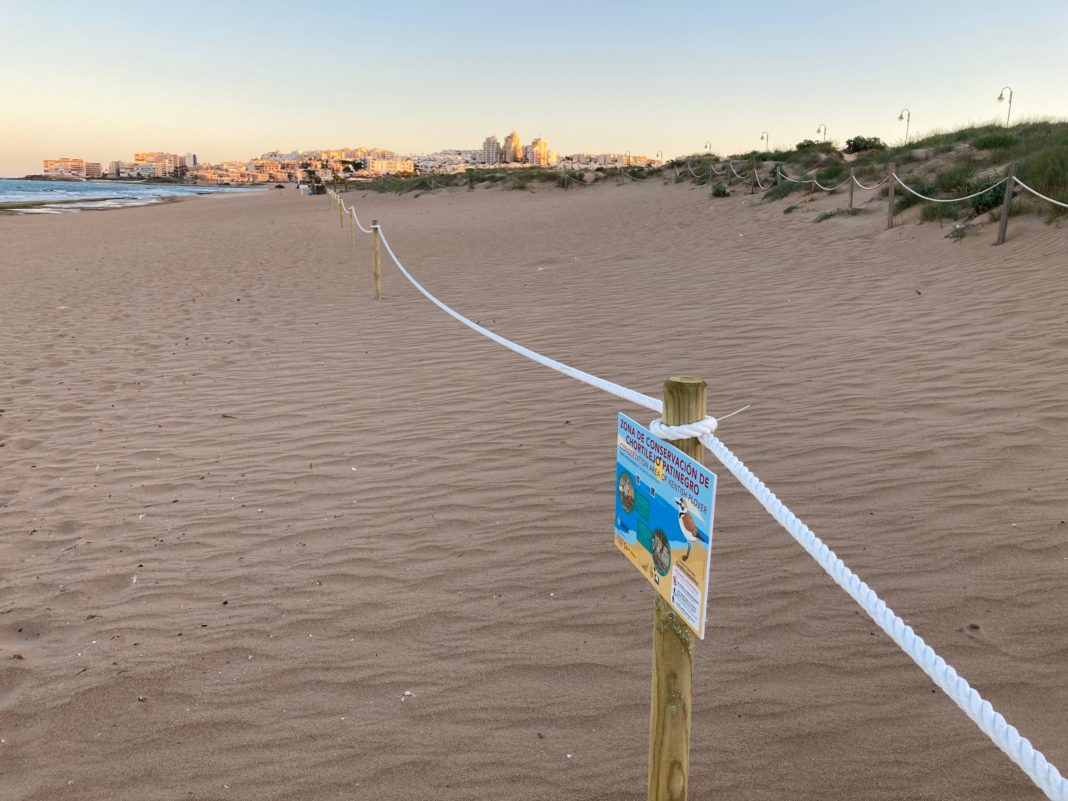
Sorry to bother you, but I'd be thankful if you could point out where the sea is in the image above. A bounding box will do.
[0,178,262,213]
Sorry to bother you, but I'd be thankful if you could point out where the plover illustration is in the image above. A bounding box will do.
[675,497,708,561]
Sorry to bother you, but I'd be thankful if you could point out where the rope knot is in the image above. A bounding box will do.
[648,416,718,441]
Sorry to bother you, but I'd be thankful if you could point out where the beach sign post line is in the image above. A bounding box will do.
[615,376,716,800]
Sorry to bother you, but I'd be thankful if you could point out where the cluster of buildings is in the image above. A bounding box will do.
[41,136,661,185]
[43,153,198,179]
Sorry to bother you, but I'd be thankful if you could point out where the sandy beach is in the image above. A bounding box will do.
[1,181,1066,800]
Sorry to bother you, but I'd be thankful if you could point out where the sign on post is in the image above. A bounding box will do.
[615,413,717,638]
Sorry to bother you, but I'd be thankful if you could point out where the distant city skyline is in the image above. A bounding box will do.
[2,0,1067,177]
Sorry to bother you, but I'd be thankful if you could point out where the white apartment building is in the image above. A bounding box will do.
[481,135,501,165]
[108,161,158,178]
[367,158,415,175]
[84,162,103,178]
[42,158,86,177]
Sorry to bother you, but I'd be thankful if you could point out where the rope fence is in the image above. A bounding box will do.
[325,186,1066,800]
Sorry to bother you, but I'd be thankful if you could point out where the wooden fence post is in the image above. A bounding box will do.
[750,161,756,194]
[849,169,855,209]
[995,162,1017,246]
[349,208,356,250]
[887,164,896,230]
[648,376,705,801]
[338,194,344,227]
[371,219,382,300]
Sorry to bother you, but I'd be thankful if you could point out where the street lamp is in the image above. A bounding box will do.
[655,150,663,165]
[760,131,769,153]
[997,86,1013,127]
[816,123,827,142]
[898,108,911,144]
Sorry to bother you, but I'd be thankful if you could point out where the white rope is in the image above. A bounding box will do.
[350,208,373,234]
[853,174,890,190]
[709,163,725,176]
[813,176,849,192]
[753,170,768,190]
[622,169,649,182]
[777,168,812,185]
[1013,176,1068,209]
[686,161,707,179]
[893,174,1009,204]
[729,161,749,180]
[649,416,718,440]
[673,164,680,177]
[327,194,1068,801]
[695,431,1067,801]
[373,227,663,412]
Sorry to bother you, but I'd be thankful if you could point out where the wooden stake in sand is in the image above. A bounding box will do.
[887,164,896,230]
[648,375,705,801]
[349,208,356,250]
[849,168,855,209]
[371,219,382,300]
[995,162,1017,246]
[338,194,344,227]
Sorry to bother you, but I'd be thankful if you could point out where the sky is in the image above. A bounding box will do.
[1,0,1066,176]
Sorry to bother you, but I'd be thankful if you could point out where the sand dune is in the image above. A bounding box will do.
[1,182,1066,800]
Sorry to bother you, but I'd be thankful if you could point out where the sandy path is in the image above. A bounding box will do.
[1,182,1065,800]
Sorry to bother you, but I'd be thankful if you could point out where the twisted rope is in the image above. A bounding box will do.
[1013,176,1068,209]
[327,190,1067,801]
[853,174,891,190]
[813,176,849,192]
[893,174,1009,203]
[728,161,749,180]
[777,168,813,184]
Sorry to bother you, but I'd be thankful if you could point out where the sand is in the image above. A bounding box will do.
[1,181,1066,800]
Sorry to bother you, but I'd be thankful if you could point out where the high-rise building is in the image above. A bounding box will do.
[502,131,523,163]
[481,135,501,165]
[84,162,102,178]
[528,137,550,167]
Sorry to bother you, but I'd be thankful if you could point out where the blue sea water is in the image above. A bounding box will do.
[0,178,262,212]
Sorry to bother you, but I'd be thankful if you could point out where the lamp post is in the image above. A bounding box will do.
[997,86,1014,127]
[898,108,911,144]
[760,131,769,153]
[655,150,662,165]
[816,123,826,142]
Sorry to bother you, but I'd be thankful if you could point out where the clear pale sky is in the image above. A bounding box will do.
[2,0,1065,176]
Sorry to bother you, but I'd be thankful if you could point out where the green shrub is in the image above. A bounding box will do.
[934,165,974,194]
[845,136,887,154]
[973,132,1017,150]
[921,204,959,222]
[969,179,1006,215]
[815,207,867,222]
[711,183,729,197]
[784,204,798,214]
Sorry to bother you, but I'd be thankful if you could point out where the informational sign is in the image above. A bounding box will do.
[614,413,717,639]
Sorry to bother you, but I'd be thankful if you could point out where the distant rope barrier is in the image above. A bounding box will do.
[728,161,749,180]
[1013,176,1068,209]
[777,168,813,185]
[853,174,890,190]
[812,176,849,192]
[686,161,707,179]
[893,174,1009,204]
[326,187,1066,801]
[753,170,768,190]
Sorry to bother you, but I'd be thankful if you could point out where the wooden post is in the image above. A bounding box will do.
[995,162,1017,246]
[648,376,704,801]
[338,194,344,227]
[886,164,896,230]
[749,161,756,194]
[349,208,355,250]
[848,169,855,209]
[371,219,382,300]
